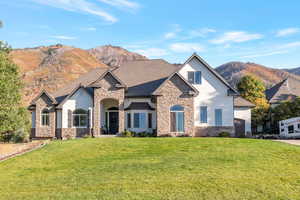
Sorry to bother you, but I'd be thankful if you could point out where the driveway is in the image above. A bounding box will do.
[274,140,300,146]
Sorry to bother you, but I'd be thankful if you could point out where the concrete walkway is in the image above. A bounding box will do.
[274,140,300,146]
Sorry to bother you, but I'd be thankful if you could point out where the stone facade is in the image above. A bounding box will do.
[60,128,92,139]
[194,126,235,137]
[33,94,56,138]
[93,73,125,136]
[156,75,195,136]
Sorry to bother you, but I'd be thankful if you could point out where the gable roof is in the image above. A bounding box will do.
[152,72,199,96]
[265,77,300,104]
[181,53,238,95]
[88,70,127,88]
[30,89,57,106]
[234,96,255,108]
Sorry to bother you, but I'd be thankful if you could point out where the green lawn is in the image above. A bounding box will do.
[1,138,300,200]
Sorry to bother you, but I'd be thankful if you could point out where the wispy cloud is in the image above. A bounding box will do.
[51,35,77,40]
[82,27,97,31]
[210,31,263,44]
[170,43,205,53]
[240,50,288,58]
[278,41,300,49]
[186,28,216,39]
[164,24,182,39]
[276,28,299,37]
[97,0,140,10]
[135,48,168,57]
[31,0,118,23]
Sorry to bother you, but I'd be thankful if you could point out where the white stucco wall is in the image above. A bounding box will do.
[61,88,93,128]
[179,57,234,127]
[234,107,252,133]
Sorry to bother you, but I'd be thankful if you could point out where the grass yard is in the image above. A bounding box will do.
[1,138,300,200]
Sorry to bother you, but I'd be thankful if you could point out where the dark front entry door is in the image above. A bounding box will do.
[234,118,246,137]
[109,112,119,134]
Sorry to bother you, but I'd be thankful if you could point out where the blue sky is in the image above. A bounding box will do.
[1,0,300,68]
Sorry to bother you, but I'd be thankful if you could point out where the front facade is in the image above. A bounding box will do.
[29,53,251,139]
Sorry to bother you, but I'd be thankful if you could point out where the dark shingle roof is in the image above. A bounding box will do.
[124,102,155,110]
[265,77,300,104]
[234,97,255,107]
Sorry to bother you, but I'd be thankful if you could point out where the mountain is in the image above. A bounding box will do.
[215,62,300,88]
[11,44,146,105]
[88,45,147,67]
[284,67,300,75]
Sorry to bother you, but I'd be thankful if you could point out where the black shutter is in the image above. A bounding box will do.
[68,110,72,128]
[127,113,131,128]
[148,113,152,128]
[170,112,176,132]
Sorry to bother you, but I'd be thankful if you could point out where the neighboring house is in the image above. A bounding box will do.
[279,117,300,138]
[28,53,252,139]
[265,77,300,107]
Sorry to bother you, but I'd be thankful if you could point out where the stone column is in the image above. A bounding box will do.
[118,101,125,133]
[93,100,101,137]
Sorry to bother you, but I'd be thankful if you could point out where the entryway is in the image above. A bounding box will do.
[101,98,120,135]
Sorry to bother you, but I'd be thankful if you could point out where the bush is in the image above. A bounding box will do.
[120,130,135,137]
[82,134,92,139]
[0,128,29,143]
[218,132,230,137]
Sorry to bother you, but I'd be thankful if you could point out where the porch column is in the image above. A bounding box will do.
[93,101,101,137]
[118,101,125,133]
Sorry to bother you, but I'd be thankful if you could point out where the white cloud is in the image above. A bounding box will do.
[135,48,168,57]
[210,31,263,44]
[83,27,97,31]
[97,0,140,10]
[278,41,300,49]
[240,50,288,58]
[51,35,77,40]
[276,28,299,37]
[164,24,182,39]
[31,0,118,23]
[187,28,216,39]
[169,43,205,53]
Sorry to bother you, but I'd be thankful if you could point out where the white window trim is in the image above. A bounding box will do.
[215,108,223,126]
[200,106,208,124]
[188,71,202,85]
[133,112,147,129]
[126,110,154,131]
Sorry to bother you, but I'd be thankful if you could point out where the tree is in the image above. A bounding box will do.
[237,75,270,132]
[0,41,30,142]
[0,20,2,28]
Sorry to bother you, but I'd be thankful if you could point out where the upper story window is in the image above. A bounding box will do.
[73,109,88,128]
[41,109,50,126]
[170,105,184,132]
[188,71,202,84]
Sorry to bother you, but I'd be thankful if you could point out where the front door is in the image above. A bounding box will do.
[109,112,119,134]
[234,118,246,137]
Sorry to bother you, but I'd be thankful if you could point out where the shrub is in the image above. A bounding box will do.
[82,134,92,139]
[11,128,29,143]
[218,132,230,137]
[120,130,135,137]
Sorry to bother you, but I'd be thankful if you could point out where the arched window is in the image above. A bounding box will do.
[170,105,184,132]
[73,109,88,128]
[41,109,50,126]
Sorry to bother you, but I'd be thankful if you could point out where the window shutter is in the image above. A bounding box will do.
[188,72,194,84]
[127,113,131,128]
[68,110,72,128]
[170,112,176,132]
[200,106,207,123]
[148,113,152,128]
[215,109,223,126]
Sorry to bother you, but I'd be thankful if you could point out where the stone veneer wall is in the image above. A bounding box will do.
[156,75,194,136]
[33,94,56,138]
[93,73,125,137]
[60,128,92,139]
[194,126,235,137]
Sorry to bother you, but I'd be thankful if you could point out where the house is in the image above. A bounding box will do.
[279,117,300,138]
[28,53,253,139]
[265,77,300,107]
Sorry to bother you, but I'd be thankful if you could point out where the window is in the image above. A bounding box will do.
[41,109,50,126]
[200,106,207,123]
[73,109,88,128]
[127,113,131,128]
[215,109,222,126]
[134,113,146,128]
[298,124,300,129]
[288,125,294,134]
[170,105,184,132]
[148,113,152,128]
[188,71,201,84]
